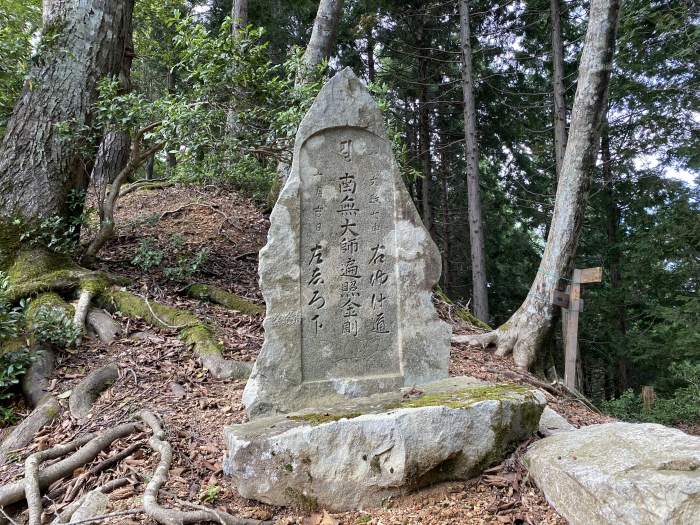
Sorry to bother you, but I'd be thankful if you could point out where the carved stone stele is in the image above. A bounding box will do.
[243,68,451,418]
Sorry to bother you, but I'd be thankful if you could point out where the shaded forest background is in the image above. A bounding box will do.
[1,0,698,423]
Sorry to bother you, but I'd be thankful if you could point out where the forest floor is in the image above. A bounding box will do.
[1,184,613,525]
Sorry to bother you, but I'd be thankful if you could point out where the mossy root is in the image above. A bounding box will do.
[98,289,252,380]
[184,283,264,315]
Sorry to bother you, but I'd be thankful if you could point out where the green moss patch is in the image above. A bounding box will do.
[288,411,363,426]
[390,384,533,410]
[435,289,491,330]
[185,283,264,315]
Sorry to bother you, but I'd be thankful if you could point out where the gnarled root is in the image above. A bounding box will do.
[0,422,140,509]
[99,289,252,380]
[68,363,119,419]
[139,410,269,525]
[452,307,552,371]
[21,346,56,408]
[0,397,60,466]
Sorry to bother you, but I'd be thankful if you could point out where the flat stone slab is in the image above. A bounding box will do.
[524,422,700,525]
[224,377,546,511]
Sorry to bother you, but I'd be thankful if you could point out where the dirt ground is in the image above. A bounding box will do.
[1,185,612,524]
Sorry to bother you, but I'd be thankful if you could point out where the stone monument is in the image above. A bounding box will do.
[243,67,451,418]
[224,69,545,511]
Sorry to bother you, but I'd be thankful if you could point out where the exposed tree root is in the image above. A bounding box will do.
[452,306,552,370]
[21,346,56,408]
[85,308,121,343]
[53,478,129,524]
[68,364,119,419]
[0,423,140,508]
[0,397,60,466]
[118,180,173,198]
[139,410,269,525]
[184,283,264,316]
[73,289,95,340]
[99,289,253,380]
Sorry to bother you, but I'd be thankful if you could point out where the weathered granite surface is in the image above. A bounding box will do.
[243,68,451,418]
[538,406,575,436]
[226,377,546,510]
[524,422,700,525]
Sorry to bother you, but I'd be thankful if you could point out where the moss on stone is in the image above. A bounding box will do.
[0,337,29,356]
[0,220,22,271]
[283,487,318,512]
[185,283,264,316]
[288,411,363,426]
[389,384,533,410]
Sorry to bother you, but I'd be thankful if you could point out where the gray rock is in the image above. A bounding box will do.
[538,406,575,436]
[225,377,545,510]
[524,422,700,525]
[244,67,450,418]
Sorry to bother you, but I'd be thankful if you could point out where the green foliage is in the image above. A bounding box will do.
[164,248,210,282]
[0,348,32,401]
[0,272,23,341]
[31,306,81,348]
[131,238,164,271]
[0,0,41,132]
[199,483,221,504]
[602,361,700,425]
[16,190,93,254]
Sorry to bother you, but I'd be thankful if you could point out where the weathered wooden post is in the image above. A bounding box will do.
[551,267,602,391]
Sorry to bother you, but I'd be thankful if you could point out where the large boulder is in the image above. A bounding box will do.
[224,377,545,511]
[538,406,575,436]
[524,422,700,525]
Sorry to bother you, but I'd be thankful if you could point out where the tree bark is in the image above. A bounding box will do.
[601,116,628,393]
[165,69,177,174]
[231,0,249,32]
[366,26,375,83]
[459,0,489,322]
[296,0,344,86]
[551,0,568,179]
[417,10,432,232]
[0,0,134,252]
[465,0,621,370]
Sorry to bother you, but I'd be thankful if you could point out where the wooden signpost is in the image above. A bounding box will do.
[551,267,602,391]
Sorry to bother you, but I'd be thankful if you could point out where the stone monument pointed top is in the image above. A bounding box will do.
[243,68,451,419]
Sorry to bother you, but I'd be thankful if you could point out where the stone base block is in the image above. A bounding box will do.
[224,376,546,511]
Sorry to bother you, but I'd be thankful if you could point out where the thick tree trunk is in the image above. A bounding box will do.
[296,0,344,86]
[462,0,620,370]
[231,0,249,32]
[551,0,568,179]
[440,146,451,294]
[0,0,133,237]
[459,0,489,322]
[366,27,376,83]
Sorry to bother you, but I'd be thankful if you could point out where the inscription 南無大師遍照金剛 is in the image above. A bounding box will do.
[299,128,400,382]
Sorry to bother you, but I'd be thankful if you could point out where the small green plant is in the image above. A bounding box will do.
[32,306,81,348]
[200,483,221,504]
[0,348,33,401]
[0,273,23,341]
[169,233,185,250]
[164,247,210,282]
[131,238,164,271]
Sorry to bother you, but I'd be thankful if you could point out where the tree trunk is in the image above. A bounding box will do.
[165,69,177,174]
[459,0,489,322]
[145,155,155,180]
[0,0,133,269]
[417,10,432,232]
[366,26,376,83]
[231,0,249,32]
[601,116,628,393]
[466,0,621,370]
[440,145,451,294]
[296,0,344,86]
[551,0,568,179]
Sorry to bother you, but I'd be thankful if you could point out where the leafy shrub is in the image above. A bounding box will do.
[164,247,210,282]
[32,306,81,348]
[0,349,33,402]
[131,238,164,271]
[0,273,22,341]
[602,361,700,425]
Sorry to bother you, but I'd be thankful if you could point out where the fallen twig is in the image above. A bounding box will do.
[62,509,144,525]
